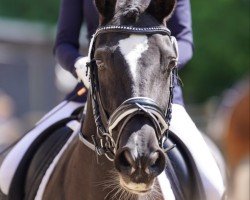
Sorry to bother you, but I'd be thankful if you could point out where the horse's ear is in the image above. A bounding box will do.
[94,0,117,24]
[147,0,176,24]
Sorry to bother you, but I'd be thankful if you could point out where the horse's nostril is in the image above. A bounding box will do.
[115,149,135,172]
[149,150,166,175]
[149,152,160,166]
[120,151,132,167]
[115,148,166,177]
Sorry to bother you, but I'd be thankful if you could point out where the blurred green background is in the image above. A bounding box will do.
[0,0,249,103]
[183,0,249,103]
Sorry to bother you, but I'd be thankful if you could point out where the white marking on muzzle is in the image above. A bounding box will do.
[120,178,148,193]
[118,35,148,80]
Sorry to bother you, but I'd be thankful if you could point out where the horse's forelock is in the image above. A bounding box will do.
[95,0,176,26]
[116,0,151,22]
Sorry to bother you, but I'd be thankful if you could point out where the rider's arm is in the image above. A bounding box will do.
[54,0,84,77]
[168,0,194,69]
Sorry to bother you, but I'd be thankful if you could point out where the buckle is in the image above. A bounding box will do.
[91,134,116,162]
[91,135,108,164]
[160,130,176,153]
[101,133,116,161]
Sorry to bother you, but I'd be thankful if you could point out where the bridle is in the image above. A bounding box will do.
[79,25,179,161]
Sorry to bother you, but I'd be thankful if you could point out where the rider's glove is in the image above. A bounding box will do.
[74,57,90,89]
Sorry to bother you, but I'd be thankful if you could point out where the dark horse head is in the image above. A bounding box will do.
[85,0,178,195]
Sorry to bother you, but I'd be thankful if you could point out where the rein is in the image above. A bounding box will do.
[79,25,178,161]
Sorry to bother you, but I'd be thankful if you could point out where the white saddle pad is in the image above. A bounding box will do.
[0,101,83,195]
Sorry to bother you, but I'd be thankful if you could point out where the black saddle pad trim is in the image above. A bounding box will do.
[164,139,188,200]
[167,131,206,200]
[25,126,73,200]
[8,118,73,200]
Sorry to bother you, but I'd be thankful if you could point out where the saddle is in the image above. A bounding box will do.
[0,101,84,200]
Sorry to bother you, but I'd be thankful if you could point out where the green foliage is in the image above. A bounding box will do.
[181,0,250,103]
[0,0,249,103]
[0,0,60,23]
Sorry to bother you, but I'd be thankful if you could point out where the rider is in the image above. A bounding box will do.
[54,0,193,105]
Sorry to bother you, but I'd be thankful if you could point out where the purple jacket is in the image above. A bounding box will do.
[54,0,193,105]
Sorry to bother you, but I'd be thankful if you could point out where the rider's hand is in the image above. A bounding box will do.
[74,57,90,89]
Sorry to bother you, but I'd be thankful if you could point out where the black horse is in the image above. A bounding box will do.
[0,0,226,199]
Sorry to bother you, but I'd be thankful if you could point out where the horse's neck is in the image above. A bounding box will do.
[63,141,115,200]
[44,100,115,200]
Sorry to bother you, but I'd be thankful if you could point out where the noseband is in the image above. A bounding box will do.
[79,25,178,161]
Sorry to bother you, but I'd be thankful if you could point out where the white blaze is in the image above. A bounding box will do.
[118,35,149,80]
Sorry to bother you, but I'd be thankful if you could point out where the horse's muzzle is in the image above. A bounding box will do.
[114,123,166,194]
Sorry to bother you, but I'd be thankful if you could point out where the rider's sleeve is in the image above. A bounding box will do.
[168,0,194,69]
[53,0,84,77]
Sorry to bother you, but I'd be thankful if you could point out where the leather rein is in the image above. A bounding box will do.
[79,25,179,161]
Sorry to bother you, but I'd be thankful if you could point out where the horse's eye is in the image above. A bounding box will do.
[95,59,105,70]
[168,58,177,69]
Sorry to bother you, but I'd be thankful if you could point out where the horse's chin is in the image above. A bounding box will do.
[119,176,154,195]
